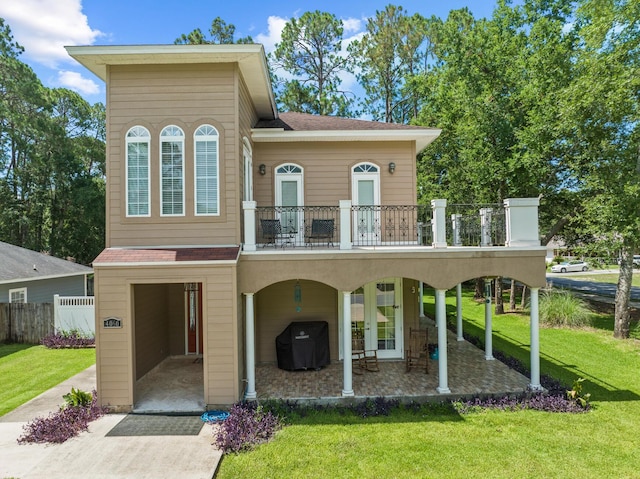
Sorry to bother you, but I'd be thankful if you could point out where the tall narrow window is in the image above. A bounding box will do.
[243,137,253,202]
[160,125,185,216]
[194,125,219,215]
[126,126,150,216]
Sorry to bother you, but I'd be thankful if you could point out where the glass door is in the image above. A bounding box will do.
[275,164,304,244]
[352,163,380,244]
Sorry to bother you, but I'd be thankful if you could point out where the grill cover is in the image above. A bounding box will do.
[276,321,330,371]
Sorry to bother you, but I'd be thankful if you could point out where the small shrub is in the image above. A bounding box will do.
[41,331,95,349]
[18,389,108,444]
[453,391,591,415]
[538,289,592,328]
[63,387,93,408]
[567,377,591,408]
[353,397,399,418]
[214,402,282,454]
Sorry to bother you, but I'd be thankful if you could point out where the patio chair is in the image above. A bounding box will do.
[260,219,287,248]
[305,219,334,248]
[352,329,379,373]
[405,327,429,373]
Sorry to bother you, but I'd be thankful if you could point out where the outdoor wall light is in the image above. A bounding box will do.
[388,162,396,174]
[259,164,266,175]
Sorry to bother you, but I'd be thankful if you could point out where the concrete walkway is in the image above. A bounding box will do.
[0,365,222,479]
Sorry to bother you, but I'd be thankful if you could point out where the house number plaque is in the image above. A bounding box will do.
[103,317,122,329]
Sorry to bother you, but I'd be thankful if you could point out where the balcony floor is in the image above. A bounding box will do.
[255,325,531,403]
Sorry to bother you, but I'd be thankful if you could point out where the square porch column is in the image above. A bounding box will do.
[243,201,257,251]
[339,200,352,250]
[504,198,540,247]
[431,199,448,248]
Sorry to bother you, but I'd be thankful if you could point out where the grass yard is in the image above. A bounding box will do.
[217,290,640,478]
[0,344,95,416]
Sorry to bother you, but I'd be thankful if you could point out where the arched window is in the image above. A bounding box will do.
[160,125,185,216]
[194,125,219,215]
[125,126,150,217]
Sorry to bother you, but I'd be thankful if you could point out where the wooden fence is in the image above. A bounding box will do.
[0,303,54,344]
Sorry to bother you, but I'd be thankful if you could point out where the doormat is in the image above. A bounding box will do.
[106,414,204,437]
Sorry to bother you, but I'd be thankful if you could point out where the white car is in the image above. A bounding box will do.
[551,260,589,273]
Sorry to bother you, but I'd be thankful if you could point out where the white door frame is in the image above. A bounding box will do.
[338,278,403,360]
[351,162,380,244]
[275,163,304,242]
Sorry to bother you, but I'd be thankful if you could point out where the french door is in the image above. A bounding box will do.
[275,164,304,242]
[352,163,380,244]
[349,278,403,359]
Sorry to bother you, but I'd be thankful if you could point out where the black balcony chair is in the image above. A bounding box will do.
[260,219,288,248]
[305,219,335,248]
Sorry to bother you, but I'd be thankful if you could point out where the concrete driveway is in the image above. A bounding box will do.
[0,365,222,479]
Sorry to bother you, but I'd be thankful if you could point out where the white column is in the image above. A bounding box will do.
[342,291,354,396]
[242,201,257,251]
[431,199,448,248]
[451,214,462,246]
[456,283,464,341]
[484,279,494,360]
[504,198,540,247]
[529,287,542,390]
[480,208,493,247]
[339,200,352,250]
[419,282,425,318]
[435,289,450,394]
[244,293,257,399]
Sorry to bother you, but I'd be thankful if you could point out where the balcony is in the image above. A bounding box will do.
[242,198,540,252]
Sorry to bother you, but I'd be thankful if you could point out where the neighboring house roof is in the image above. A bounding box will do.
[0,241,92,285]
[93,247,240,266]
[65,44,276,119]
[253,112,441,152]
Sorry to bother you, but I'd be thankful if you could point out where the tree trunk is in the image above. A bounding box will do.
[474,278,484,300]
[509,279,516,311]
[614,248,634,339]
[495,277,504,314]
[520,284,527,309]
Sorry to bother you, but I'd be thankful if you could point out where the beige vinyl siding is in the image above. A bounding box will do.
[133,284,171,380]
[255,280,338,363]
[253,141,417,207]
[106,63,241,247]
[94,263,240,410]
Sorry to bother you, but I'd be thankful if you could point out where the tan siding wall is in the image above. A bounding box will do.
[106,63,241,247]
[95,263,240,409]
[253,141,417,206]
[255,280,338,363]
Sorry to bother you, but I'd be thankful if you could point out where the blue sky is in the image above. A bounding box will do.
[0,0,503,106]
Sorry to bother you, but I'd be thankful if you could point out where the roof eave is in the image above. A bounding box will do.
[65,44,277,119]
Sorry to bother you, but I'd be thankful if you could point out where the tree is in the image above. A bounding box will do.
[558,0,640,338]
[272,11,354,116]
[174,17,253,45]
[349,5,431,123]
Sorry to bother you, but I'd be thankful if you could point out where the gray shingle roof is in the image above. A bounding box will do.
[0,241,92,283]
[255,111,438,132]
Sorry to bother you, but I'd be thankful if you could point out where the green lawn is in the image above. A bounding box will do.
[217,291,640,478]
[0,344,96,416]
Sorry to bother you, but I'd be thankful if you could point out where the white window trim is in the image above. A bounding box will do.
[243,137,253,202]
[160,125,185,217]
[194,125,220,216]
[125,126,151,218]
[9,287,27,303]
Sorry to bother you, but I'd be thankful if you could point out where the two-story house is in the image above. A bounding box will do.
[67,44,547,412]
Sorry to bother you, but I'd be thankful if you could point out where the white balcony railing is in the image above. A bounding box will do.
[242,198,540,251]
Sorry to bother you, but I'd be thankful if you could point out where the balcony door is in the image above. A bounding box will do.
[275,164,304,242]
[352,163,380,244]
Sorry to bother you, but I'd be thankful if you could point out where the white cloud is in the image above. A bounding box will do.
[342,17,364,34]
[255,15,288,54]
[57,70,100,95]
[0,0,102,68]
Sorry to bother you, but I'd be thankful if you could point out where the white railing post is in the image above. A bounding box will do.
[340,200,352,250]
[504,198,540,247]
[480,208,493,246]
[431,199,447,248]
[451,213,462,246]
[243,201,257,251]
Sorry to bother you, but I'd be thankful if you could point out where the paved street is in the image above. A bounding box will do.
[546,269,640,303]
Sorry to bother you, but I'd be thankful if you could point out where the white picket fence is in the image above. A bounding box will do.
[53,295,95,335]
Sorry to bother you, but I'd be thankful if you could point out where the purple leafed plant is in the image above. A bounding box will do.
[18,390,108,444]
[214,402,282,454]
[41,332,95,349]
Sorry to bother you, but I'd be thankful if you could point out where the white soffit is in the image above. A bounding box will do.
[65,44,277,119]
[251,128,442,153]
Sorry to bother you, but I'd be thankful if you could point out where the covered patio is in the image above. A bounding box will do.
[254,323,532,402]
